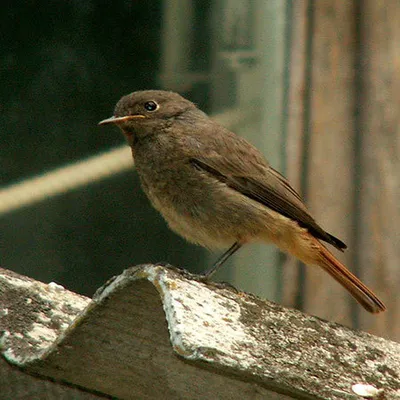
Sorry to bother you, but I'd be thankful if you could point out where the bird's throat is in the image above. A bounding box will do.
[122,129,138,148]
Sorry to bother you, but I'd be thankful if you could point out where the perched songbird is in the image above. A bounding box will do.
[99,90,386,314]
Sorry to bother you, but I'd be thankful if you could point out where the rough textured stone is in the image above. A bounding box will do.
[1,265,399,399]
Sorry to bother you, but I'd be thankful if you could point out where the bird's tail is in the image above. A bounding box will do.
[317,244,386,314]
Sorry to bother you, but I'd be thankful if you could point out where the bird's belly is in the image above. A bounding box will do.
[147,189,236,249]
[138,165,321,260]
[142,176,292,250]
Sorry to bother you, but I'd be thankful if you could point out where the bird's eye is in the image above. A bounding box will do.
[144,101,158,112]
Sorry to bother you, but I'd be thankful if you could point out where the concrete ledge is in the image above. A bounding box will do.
[0,265,399,399]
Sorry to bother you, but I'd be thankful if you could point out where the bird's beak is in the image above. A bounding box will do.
[98,115,145,126]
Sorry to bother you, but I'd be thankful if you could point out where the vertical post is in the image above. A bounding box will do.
[285,2,358,325]
[305,2,357,324]
[358,0,400,340]
[160,0,194,91]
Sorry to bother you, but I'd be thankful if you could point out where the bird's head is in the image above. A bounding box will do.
[99,90,197,143]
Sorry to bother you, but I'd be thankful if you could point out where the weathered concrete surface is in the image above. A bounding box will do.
[1,265,399,399]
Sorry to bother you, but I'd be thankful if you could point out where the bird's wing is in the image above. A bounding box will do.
[190,155,346,251]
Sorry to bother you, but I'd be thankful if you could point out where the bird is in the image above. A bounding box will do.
[99,90,386,314]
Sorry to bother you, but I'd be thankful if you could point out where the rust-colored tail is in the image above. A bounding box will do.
[317,245,386,314]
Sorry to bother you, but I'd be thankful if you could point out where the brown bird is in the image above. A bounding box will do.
[99,90,386,314]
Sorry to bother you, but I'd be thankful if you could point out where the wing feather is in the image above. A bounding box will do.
[190,157,346,251]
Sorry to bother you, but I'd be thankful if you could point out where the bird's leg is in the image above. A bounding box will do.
[202,242,242,279]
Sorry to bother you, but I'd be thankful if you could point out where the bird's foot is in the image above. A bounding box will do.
[155,261,195,277]
[155,262,238,292]
[207,280,239,292]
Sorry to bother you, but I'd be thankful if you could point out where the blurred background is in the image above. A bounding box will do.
[1,1,398,341]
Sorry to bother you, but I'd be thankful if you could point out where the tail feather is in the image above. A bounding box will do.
[317,245,386,314]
